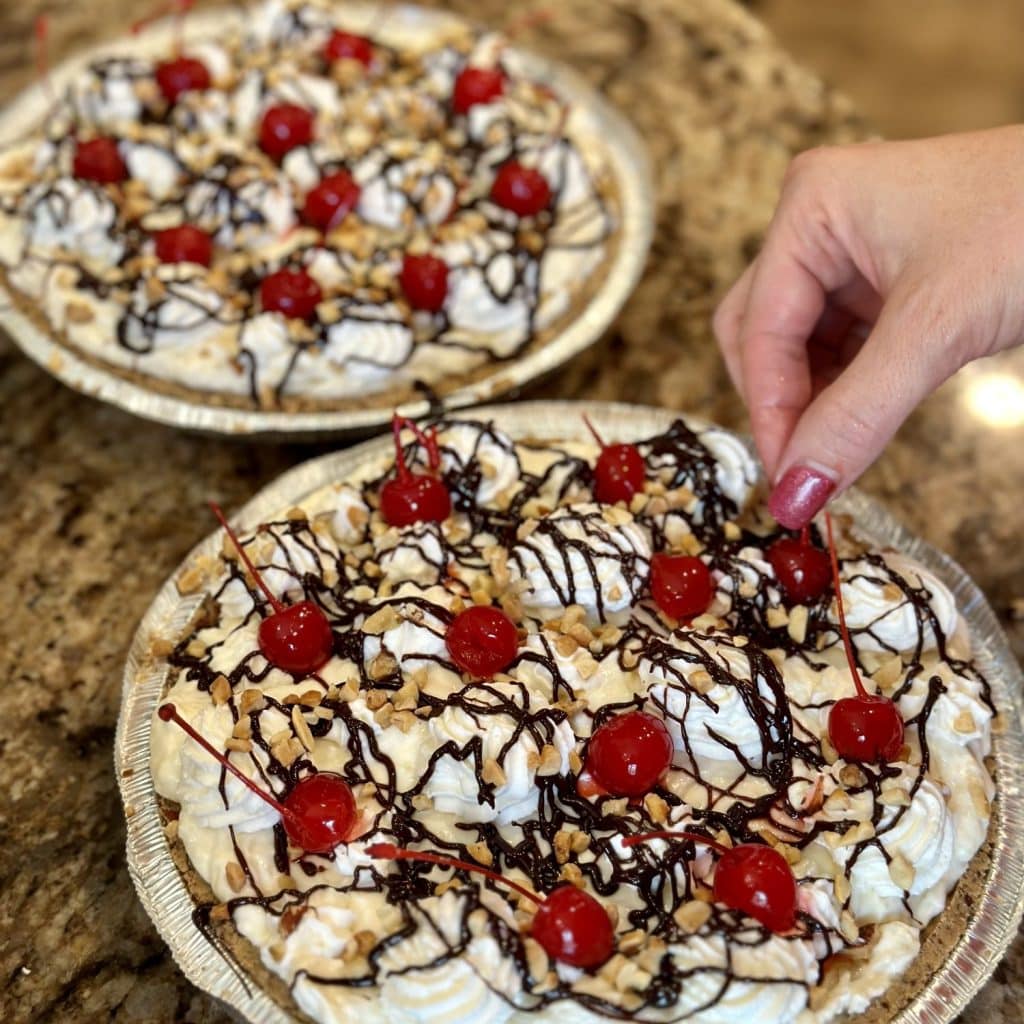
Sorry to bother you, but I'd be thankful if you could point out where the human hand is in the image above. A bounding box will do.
[713,126,1024,528]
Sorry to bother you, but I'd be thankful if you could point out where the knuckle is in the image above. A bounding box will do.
[782,145,854,201]
[784,146,832,187]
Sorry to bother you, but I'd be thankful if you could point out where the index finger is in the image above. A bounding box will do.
[739,216,855,479]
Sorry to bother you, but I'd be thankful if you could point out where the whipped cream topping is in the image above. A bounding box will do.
[510,503,652,624]
[151,416,994,1024]
[0,0,616,407]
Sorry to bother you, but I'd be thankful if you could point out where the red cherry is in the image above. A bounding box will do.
[324,30,374,67]
[380,415,452,527]
[258,600,335,676]
[154,225,213,266]
[582,414,645,504]
[650,553,713,620]
[379,474,452,528]
[259,103,314,160]
[210,503,334,676]
[452,66,505,114]
[713,844,798,933]
[824,513,905,764]
[73,137,127,184]
[400,253,448,312]
[281,772,357,853]
[366,843,614,969]
[447,605,518,678]
[491,161,551,217]
[829,695,905,764]
[623,831,798,934]
[259,267,322,320]
[155,56,211,103]
[586,711,673,797]
[303,170,361,232]
[767,531,831,606]
[158,704,356,853]
[530,885,615,969]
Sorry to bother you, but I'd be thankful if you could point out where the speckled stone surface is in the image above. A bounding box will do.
[1,1,1021,1022]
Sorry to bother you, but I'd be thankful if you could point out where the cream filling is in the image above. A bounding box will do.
[150,421,992,1023]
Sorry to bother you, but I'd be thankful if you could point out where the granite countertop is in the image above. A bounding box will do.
[1,1,1022,1021]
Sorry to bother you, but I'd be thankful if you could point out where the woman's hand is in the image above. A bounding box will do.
[713,126,1024,528]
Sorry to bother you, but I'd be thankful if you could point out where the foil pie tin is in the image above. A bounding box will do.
[116,401,1024,1022]
[0,6,653,439]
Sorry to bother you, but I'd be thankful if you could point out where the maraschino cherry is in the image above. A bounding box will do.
[132,0,209,103]
[259,267,322,321]
[324,30,374,67]
[303,170,361,232]
[824,513,905,764]
[623,831,798,934]
[585,711,673,797]
[259,103,314,160]
[158,703,356,853]
[366,842,615,968]
[767,526,831,606]
[154,225,213,266]
[582,414,646,504]
[447,605,518,678]
[649,552,713,621]
[210,502,334,676]
[156,56,210,103]
[73,138,128,184]
[452,66,505,114]
[491,161,551,217]
[379,415,452,527]
[399,253,449,312]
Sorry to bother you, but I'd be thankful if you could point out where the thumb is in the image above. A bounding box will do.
[766,286,963,529]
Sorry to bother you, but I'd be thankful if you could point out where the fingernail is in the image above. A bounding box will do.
[768,463,837,530]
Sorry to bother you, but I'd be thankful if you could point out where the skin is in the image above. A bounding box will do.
[713,126,1024,494]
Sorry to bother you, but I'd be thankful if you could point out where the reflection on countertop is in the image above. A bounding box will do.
[0,0,1021,1022]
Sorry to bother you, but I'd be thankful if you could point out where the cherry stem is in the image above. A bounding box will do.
[131,0,192,54]
[392,414,442,472]
[209,501,285,615]
[35,16,55,104]
[365,842,543,906]
[582,413,606,450]
[799,525,811,547]
[825,512,867,699]
[504,7,554,39]
[621,829,728,855]
[158,702,295,822]
[390,414,412,482]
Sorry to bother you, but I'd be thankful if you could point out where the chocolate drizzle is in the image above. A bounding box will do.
[160,417,994,1021]
[0,4,617,407]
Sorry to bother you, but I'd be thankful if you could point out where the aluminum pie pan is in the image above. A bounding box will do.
[116,399,1024,1023]
[0,6,653,440]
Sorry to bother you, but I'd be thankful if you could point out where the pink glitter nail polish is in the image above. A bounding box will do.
[768,464,837,530]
